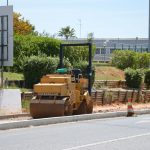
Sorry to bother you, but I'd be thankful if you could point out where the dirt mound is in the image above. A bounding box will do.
[95,66,125,80]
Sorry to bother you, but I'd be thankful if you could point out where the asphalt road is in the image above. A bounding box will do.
[0,115,150,150]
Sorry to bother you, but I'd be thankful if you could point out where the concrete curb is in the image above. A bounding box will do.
[0,113,31,119]
[0,109,150,130]
[135,109,150,115]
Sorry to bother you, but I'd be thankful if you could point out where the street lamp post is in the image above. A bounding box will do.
[122,44,124,50]
[104,45,106,63]
[78,19,81,38]
[103,40,108,63]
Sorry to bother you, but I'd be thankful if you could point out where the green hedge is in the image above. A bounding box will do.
[145,69,150,89]
[135,53,150,69]
[13,34,96,72]
[14,34,61,57]
[73,61,95,86]
[111,50,150,70]
[125,68,144,89]
[23,55,72,88]
[111,50,136,70]
[14,34,61,72]
[23,57,95,89]
[73,61,88,77]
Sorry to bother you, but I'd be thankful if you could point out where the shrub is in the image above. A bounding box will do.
[13,56,28,73]
[125,68,144,89]
[13,34,96,72]
[111,50,150,70]
[14,34,61,58]
[145,69,150,89]
[135,52,150,69]
[111,50,136,70]
[73,61,88,77]
[73,61,95,86]
[13,34,61,72]
[23,55,72,88]
[63,45,96,64]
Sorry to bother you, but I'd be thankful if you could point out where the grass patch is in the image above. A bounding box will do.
[4,72,24,80]
[93,62,112,67]
[22,99,30,112]
[3,86,32,93]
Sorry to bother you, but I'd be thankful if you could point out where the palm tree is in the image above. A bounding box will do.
[58,26,75,40]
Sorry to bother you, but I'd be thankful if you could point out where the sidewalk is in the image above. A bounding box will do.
[0,109,150,130]
[0,113,31,124]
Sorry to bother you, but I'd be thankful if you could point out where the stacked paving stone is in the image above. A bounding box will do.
[91,89,150,105]
[93,80,126,89]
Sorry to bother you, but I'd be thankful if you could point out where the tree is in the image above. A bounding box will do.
[13,12,36,35]
[58,26,76,40]
[87,32,94,42]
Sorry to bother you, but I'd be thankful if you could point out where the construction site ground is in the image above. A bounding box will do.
[93,102,150,113]
[0,102,150,124]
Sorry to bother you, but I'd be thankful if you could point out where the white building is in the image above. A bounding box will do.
[64,38,149,62]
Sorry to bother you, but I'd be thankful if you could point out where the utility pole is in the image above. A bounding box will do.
[148,0,150,53]
[1,17,4,88]
[78,19,81,38]
[7,0,8,5]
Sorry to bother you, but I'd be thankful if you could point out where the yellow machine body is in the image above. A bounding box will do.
[30,74,93,118]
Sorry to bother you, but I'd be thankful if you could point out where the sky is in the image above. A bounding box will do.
[0,0,149,38]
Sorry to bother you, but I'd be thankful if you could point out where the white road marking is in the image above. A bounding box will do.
[63,132,150,150]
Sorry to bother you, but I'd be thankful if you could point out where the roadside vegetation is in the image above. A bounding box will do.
[6,12,149,113]
[3,13,96,89]
[4,72,24,80]
[112,50,150,70]
[112,50,150,89]
[4,13,150,91]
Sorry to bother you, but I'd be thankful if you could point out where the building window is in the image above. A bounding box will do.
[95,48,100,54]
[110,49,115,54]
[101,48,106,54]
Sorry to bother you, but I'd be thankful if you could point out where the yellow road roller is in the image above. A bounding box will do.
[30,43,93,118]
[30,69,93,118]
